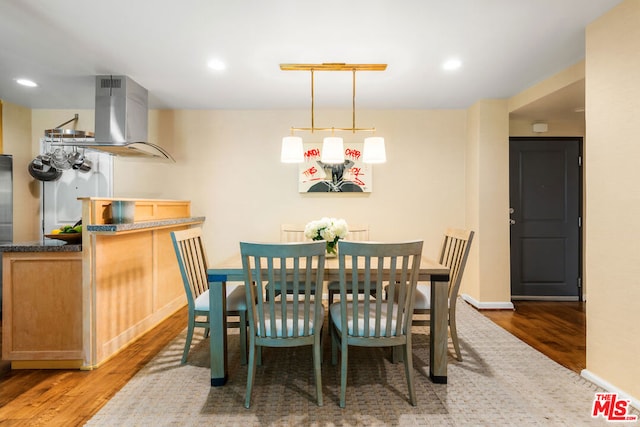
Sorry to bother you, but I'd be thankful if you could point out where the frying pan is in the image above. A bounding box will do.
[28,159,62,181]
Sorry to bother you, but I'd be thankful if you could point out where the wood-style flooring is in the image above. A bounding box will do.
[0,301,585,426]
[481,300,586,373]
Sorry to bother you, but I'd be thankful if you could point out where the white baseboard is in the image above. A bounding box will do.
[461,293,514,310]
[581,369,640,411]
[512,295,579,301]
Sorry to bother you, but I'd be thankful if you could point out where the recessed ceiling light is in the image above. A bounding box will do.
[16,78,38,87]
[442,58,462,71]
[207,59,226,71]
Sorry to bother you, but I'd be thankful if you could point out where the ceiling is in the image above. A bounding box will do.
[0,0,622,118]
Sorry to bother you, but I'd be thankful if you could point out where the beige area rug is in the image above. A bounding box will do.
[86,300,621,426]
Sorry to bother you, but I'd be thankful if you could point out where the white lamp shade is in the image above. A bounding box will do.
[281,136,304,163]
[321,137,345,164]
[363,137,386,163]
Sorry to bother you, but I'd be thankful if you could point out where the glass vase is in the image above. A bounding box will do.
[326,241,338,257]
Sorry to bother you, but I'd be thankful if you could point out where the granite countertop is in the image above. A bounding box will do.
[0,239,82,252]
[0,217,205,253]
[86,216,205,233]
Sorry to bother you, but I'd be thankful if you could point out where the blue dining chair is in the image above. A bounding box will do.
[330,240,423,408]
[240,240,326,408]
[171,228,248,365]
[411,228,474,361]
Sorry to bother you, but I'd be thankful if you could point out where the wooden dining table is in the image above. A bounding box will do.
[207,254,450,386]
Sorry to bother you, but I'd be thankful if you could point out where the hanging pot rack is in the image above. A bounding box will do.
[44,114,94,139]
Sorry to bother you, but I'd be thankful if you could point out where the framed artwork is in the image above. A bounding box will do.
[298,142,372,192]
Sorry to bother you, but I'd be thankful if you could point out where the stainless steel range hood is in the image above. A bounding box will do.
[56,75,174,161]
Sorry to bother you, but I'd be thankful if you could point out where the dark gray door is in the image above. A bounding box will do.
[509,137,582,300]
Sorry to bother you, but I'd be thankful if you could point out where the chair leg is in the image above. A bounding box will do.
[450,309,463,362]
[403,341,417,406]
[330,321,339,365]
[391,345,403,363]
[239,310,247,365]
[244,337,257,409]
[182,316,195,364]
[339,341,348,408]
[313,333,323,406]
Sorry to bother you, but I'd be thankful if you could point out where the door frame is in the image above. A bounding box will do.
[509,136,584,302]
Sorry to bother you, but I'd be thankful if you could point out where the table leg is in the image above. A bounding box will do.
[429,275,448,384]
[209,275,228,386]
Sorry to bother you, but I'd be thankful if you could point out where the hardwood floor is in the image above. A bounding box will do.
[0,308,188,426]
[0,301,585,426]
[481,300,586,373]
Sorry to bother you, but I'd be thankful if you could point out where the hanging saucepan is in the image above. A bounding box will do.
[70,148,92,172]
[28,157,62,181]
[76,158,92,172]
[50,147,72,170]
[69,147,84,168]
[40,152,52,165]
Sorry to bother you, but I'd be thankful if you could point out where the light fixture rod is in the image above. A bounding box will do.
[280,63,387,71]
[286,63,384,134]
[352,69,356,133]
[290,127,376,132]
[311,69,315,133]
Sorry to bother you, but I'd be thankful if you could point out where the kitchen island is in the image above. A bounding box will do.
[1,198,204,369]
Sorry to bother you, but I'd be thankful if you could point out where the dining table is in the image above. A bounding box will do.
[207,253,451,386]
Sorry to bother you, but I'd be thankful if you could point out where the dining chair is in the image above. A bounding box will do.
[240,240,326,408]
[411,228,474,362]
[330,240,423,408]
[327,224,370,305]
[280,223,308,242]
[268,224,315,299]
[171,227,248,365]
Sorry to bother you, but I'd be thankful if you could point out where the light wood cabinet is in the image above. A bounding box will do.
[1,198,204,369]
[2,251,83,368]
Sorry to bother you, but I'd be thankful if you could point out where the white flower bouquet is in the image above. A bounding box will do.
[304,217,349,255]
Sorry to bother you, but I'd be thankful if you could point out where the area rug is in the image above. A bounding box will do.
[86,300,621,426]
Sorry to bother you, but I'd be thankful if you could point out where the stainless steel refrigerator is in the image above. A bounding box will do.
[0,154,13,317]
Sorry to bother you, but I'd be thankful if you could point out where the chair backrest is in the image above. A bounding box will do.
[337,240,423,339]
[345,224,369,241]
[280,224,308,242]
[438,228,474,301]
[170,227,210,308]
[281,223,369,243]
[240,241,326,339]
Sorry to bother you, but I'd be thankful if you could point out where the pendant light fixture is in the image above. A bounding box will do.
[280,136,304,163]
[321,135,345,163]
[280,63,387,164]
[362,136,386,163]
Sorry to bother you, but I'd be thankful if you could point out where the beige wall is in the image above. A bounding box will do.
[21,106,515,311]
[147,109,469,263]
[584,0,640,403]
[28,108,468,264]
[464,100,511,305]
[509,119,585,137]
[508,61,586,137]
[1,101,40,241]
